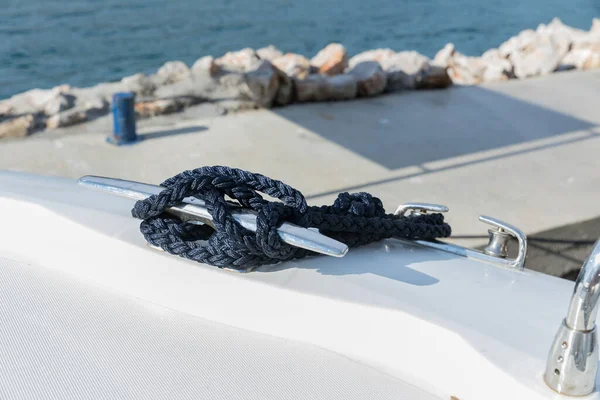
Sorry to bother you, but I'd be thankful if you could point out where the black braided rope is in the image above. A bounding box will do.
[132,166,451,270]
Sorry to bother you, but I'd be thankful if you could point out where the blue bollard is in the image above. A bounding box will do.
[107,92,138,145]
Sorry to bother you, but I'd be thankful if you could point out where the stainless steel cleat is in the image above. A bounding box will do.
[78,175,349,258]
[394,203,527,271]
[394,202,449,217]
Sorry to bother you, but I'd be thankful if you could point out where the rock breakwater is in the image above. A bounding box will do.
[1,18,599,139]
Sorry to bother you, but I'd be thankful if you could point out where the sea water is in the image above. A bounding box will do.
[1,0,598,99]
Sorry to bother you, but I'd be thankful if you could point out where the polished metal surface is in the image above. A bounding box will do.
[393,202,449,217]
[544,239,600,396]
[479,216,527,270]
[78,175,349,258]
[406,239,521,270]
[395,213,527,271]
[544,320,598,396]
[482,229,510,258]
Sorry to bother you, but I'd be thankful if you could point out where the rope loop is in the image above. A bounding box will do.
[132,166,452,270]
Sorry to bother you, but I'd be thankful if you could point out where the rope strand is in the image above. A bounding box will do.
[132,166,452,270]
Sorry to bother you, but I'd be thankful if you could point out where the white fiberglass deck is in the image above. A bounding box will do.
[0,171,594,399]
[0,257,439,400]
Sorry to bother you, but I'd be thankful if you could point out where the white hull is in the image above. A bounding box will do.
[0,172,592,399]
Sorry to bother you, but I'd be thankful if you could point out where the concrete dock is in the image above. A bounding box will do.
[2,69,600,267]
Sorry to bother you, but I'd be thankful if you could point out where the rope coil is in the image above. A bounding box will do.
[132,166,452,270]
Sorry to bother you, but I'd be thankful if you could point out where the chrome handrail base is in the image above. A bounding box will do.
[544,320,598,397]
[544,239,600,396]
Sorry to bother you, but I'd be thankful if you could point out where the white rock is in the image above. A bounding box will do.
[310,43,348,75]
[499,29,537,58]
[583,53,600,69]
[215,100,259,114]
[447,53,487,85]
[348,48,396,68]
[83,97,109,114]
[480,51,513,82]
[134,98,183,119]
[571,18,600,51]
[17,89,51,111]
[380,51,430,72]
[26,85,73,111]
[481,48,502,61]
[566,18,600,53]
[243,60,280,107]
[504,22,579,76]
[272,53,312,79]
[0,102,13,117]
[572,39,600,53]
[191,56,220,77]
[482,61,511,82]
[432,43,456,67]
[154,71,246,102]
[46,109,88,129]
[560,49,587,69]
[55,84,71,92]
[43,92,75,116]
[539,18,587,43]
[69,81,127,106]
[509,35,562,78]
[121,73,157,96]
[157,61,191,84]
[0,114,36,139]
[347,61,387,96]
[505,25,570,62]
[257,45,283,61]
[383,51,431,90]
[348,49,432,91]
[215,48,259,72]
[561,48,600,70]
[16,84,76,116]
[550,34,571,60]
[592,18,600,34]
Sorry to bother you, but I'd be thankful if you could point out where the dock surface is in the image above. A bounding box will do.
[2,69,600,275]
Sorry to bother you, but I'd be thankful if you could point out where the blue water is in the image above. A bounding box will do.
[2,0,599,99]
